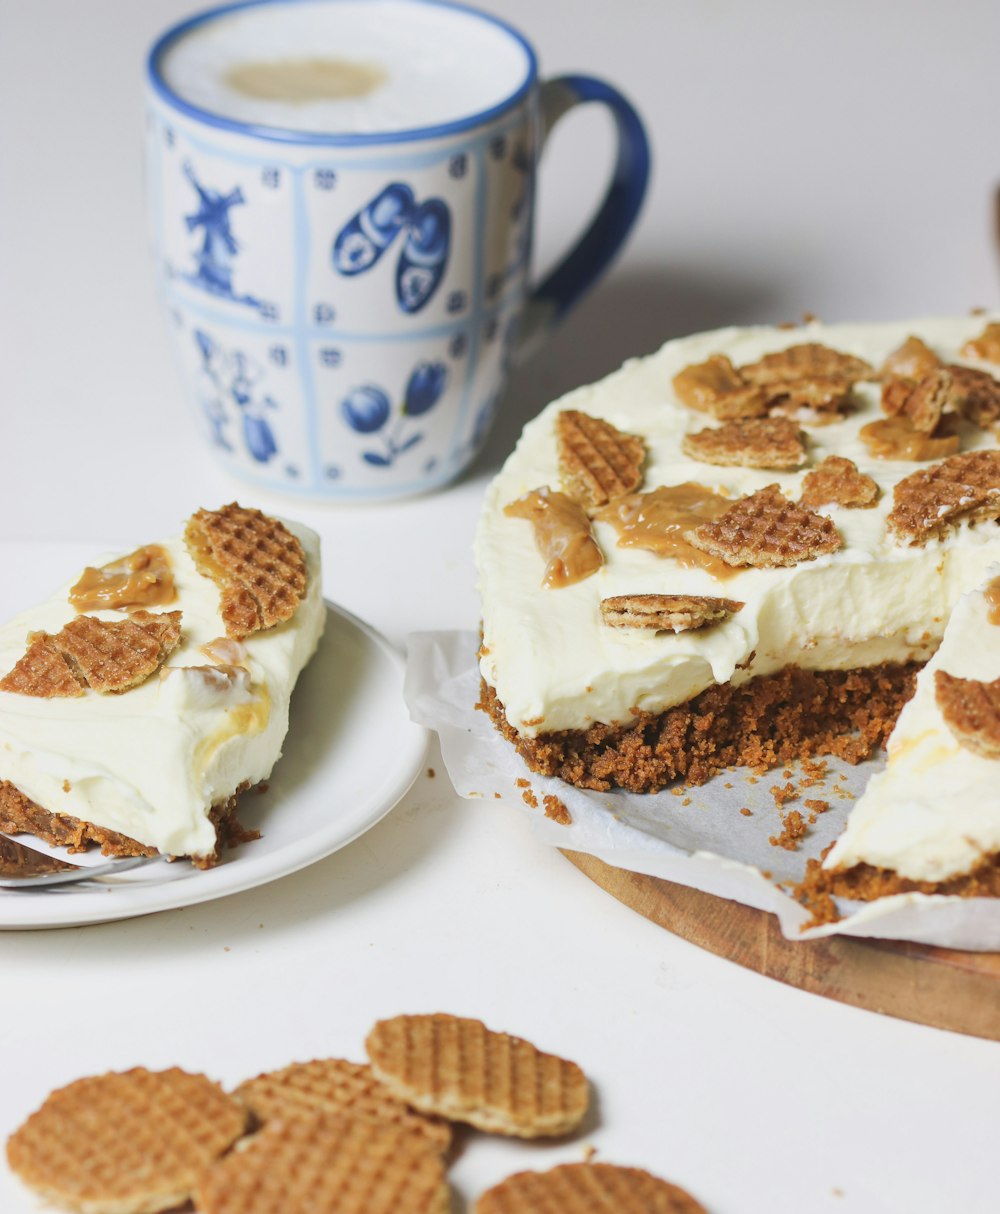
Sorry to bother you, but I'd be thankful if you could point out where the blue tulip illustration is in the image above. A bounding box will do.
[342,385,392,434]
[341,361,448,467]
[403,361,447,417]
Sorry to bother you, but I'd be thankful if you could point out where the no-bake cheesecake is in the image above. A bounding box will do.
[0,504,325,866]
[476,314,1000,901]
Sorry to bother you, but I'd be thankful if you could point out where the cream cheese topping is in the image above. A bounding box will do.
[824,568,1000,883]
[476,315,1000,738]
[0,521,325,858]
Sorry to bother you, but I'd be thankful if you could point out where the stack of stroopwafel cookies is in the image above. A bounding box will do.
[5,1013,707,1213]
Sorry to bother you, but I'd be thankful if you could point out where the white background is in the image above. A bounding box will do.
[2,2,1000,1211]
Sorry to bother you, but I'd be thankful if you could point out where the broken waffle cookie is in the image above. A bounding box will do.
[185,502,308,639]
[601,593,743,632]
[799,456,879,509]
[934,670,1000,759]
[0,610,182,697]
[6,1067,246,1214]
[961,321,1000,363]
[685,484,842,568]
[365,1013,589,1138]
[474,1162,708,1214]
[879,335,942,382]
[556,410,645,507]
[681,416,806,469]
[739,341,873,387]
[887,450,1000,544]
[671,355,768,419]
[195,1114,449,1214]
[0,506,324,864]
[235,1058,451,1153]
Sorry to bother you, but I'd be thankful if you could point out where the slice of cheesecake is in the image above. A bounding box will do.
[816,569,1000,900]
[0,504,325,866]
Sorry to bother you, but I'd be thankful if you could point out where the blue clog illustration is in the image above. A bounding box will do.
[396,198,451,313]
[332,183,416,275]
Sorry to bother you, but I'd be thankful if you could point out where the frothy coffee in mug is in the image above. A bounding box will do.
[161,0,533,134]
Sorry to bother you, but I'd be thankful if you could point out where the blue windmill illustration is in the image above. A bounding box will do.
[182,161,262,310]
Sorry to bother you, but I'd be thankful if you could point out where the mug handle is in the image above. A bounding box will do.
[514,75,651,362]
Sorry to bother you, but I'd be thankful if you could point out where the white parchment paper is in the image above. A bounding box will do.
[405,631,1000,950]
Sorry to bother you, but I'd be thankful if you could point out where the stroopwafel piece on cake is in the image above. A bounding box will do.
[600,593,743,632]
[234,1058,451,1153]
[0,610,182,697]
[556,410,646,507]
[681,416,807,470]
[799,455,879,509]
[685,484,842,568]
[6,1067,246,1214]
[474,1162,708,1214]
[185,502,308,639]
[195,1113,450,1214]
[365,1013,589,1138]
[0,504,324,864]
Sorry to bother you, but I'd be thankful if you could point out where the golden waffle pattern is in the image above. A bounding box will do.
[686,484,841,568]
[0,611,182,697]
[185,503,307,639]
[887,450,1000,544]
[739,342,873,386]
[799,456,879,509]
[474,1162,708,1214]
[681,416,806,470]
[556,410,646,507]
[195,1114,449,1214]
[5,1068,246,1214]
[934,670,1000,759]
[365,1013,589,1138]
[235,1058,451,1153]
[600,593,743,632]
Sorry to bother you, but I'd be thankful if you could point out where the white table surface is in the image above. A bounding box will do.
[2,2,1000,1211]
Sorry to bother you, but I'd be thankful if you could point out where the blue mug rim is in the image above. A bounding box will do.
[147,0,539,146]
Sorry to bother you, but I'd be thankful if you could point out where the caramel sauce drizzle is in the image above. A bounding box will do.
[596,483,739,580]
[69,545,176,612]
[504,488,603,588]
[859,416,959,462]
[985,576,1000,625]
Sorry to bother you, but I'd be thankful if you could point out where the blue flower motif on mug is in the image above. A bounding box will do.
[341,361,448,468]
[331,182,451,314]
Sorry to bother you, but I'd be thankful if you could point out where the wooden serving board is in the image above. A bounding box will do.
[561,850,1000,1042]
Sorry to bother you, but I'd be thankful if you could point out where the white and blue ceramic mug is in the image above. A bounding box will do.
[146,0,650,500]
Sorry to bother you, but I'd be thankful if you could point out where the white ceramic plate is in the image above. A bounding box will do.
[0,597,427,930]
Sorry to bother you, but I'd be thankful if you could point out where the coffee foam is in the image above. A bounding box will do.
[159,0,533,135]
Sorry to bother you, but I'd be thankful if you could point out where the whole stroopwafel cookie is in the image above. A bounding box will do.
[185,503,307,639]
[366,1013,589,1138]
[6,1067,246,1214]
[195,1113,449,1214]
[235,1058,451,1153]
[474,1162,708,1214]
